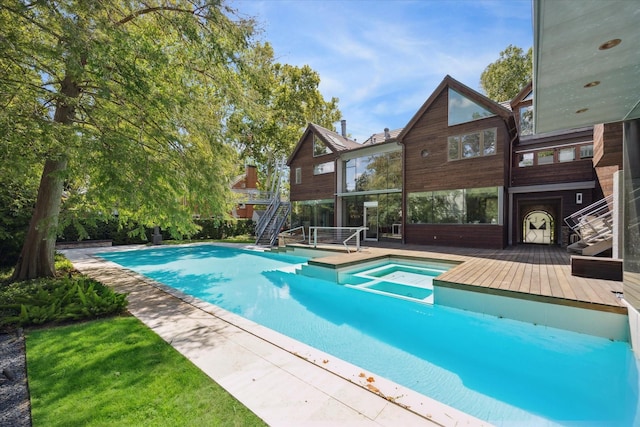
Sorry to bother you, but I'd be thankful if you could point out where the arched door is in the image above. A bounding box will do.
[523,210,554,244]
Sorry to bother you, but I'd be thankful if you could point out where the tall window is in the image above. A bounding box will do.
[313,135,331,156]
[448,128,497,161]
[448,88,495,126]
[291,200,334,228]
[294,167,301,184]
[519,105,534,136]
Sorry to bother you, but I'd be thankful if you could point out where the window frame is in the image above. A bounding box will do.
[294,167,302,184]
[313,161,335,175]
[448,128,497,161]
[313,135,332,157]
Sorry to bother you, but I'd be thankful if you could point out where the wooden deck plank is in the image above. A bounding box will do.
[301,242,625,312]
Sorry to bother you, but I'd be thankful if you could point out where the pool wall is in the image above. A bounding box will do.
[277,245,630,341]
[435,284,629,341]
[626,301,640,358]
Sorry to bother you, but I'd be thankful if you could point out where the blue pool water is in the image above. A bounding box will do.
[100,245,640,426]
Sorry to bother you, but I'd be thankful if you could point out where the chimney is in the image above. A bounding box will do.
[384,127,391,140]
[340,119,347,137]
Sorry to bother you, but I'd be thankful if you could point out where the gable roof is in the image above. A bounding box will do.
[287,123,361,165]
[397,75,513,141]
[510,81,533,109]
[362,128,403,145]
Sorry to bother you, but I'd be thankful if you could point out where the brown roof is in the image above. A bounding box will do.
[287,123,361,165]
[309,123,361,151]
[362,128,403,145]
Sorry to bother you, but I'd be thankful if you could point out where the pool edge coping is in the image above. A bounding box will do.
[63,244,491,427]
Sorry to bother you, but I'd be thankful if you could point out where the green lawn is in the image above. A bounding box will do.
[26,316,267,427]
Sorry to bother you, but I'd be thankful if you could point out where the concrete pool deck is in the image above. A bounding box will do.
[63,245,488,427]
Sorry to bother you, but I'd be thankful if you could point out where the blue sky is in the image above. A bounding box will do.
[234,0,533,143]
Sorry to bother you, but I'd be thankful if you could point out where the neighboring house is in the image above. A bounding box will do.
[230,164,258,220]
[287,75,622,250]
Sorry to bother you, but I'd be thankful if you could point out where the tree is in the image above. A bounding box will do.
[227,58,341,189]
[1,1,265,281]
[480,45,532,102]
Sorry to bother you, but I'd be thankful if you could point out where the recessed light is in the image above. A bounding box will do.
[584,81,600,88]
[599,39,621,50]
[576,108,589,114]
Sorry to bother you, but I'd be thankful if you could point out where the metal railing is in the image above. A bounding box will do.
[232,189,274,205]
[308,226,368,253]
[278,226,306,244]
[268,202,291,246]
[564,194,614,244]
[342,227,367,253]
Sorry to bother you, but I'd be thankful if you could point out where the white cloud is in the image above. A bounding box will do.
[233,0,532,142]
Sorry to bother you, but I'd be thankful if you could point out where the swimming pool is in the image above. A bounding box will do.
[100,244,640,426]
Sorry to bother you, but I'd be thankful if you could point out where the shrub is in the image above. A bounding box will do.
[0,276,128,327]
[56,218,255,245]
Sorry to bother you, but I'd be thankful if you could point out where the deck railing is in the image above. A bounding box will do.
[278,226,306,244]
[564,194,614,244]
[308,226,367,252]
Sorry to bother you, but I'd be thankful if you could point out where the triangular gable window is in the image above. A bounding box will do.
[448,88,495,126]
[313,134,332,156]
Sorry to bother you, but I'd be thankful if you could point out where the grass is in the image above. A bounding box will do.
[26,316,267,427]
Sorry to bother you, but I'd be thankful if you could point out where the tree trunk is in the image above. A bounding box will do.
[11,75,80,282]
[11,158,68,280]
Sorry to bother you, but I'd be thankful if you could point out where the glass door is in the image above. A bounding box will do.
[363,201,379,241]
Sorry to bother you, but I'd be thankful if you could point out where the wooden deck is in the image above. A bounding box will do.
[292,242,626,314]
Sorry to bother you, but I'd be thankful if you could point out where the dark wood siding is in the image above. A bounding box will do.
[593,122,623,167]
[405,224,505,249]
[401,86,510,249]
[511,159,595,187]
[289,132,338,202]
[403,90,509,193]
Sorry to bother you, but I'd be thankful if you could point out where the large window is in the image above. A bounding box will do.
[313,135,331,156]
[448,88,495,126]
[343,151,401,193]
[342,193,402,239]
[291,200,334,228]
[448,128,497,161]
[314,161,334,175]
[408,187,499,224]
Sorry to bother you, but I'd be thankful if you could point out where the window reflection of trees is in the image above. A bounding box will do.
[408,187,499,224]
[344,152,401,193]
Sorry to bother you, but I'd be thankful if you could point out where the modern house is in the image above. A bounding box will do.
[286,75,621,252]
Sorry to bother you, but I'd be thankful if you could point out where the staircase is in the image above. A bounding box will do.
[255,200,291,246]
[254,158,290,247]
[565,194,614,256]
